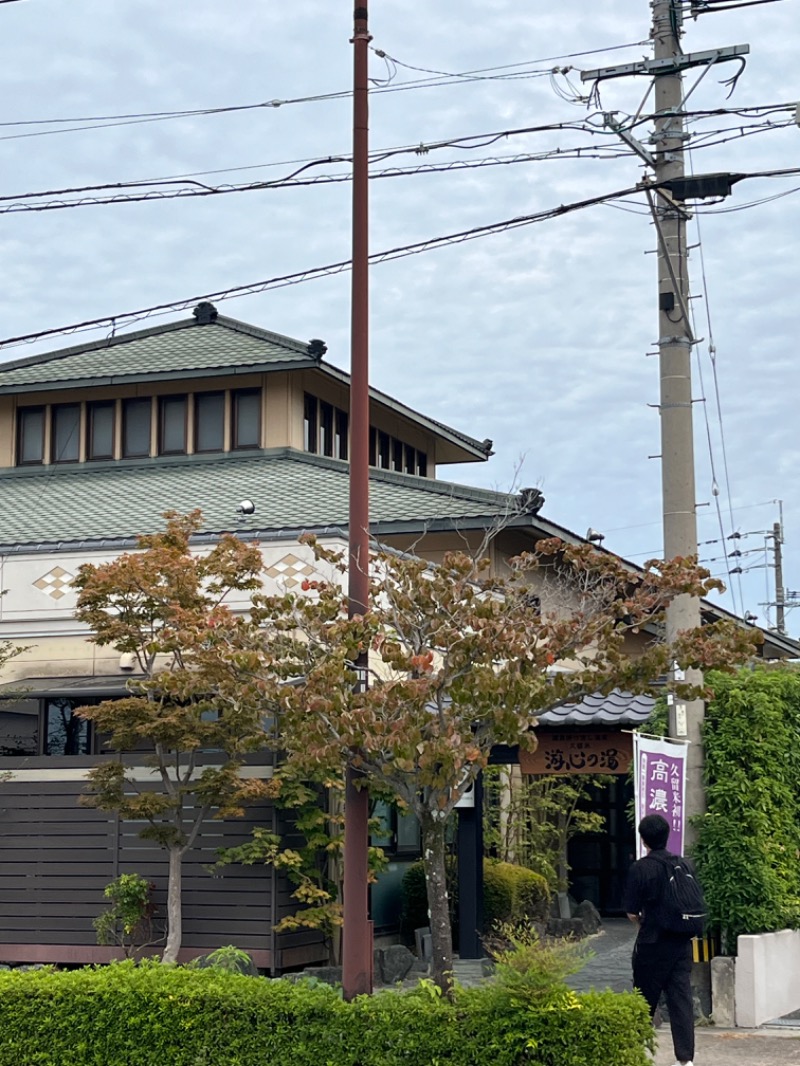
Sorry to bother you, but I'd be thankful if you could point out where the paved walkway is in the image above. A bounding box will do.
[452,919,800,1065]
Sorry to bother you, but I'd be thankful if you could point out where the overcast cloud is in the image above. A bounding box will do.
[0,0,798,632]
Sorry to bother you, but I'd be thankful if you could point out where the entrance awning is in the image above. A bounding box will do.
[0,675,142,700]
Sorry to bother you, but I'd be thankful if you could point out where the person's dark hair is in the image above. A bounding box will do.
[638,814,670,851]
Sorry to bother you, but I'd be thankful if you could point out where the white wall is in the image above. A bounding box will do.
[735,929,800,1027]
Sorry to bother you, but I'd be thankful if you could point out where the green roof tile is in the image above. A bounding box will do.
[0,317,313,391]
[0,450,519,550]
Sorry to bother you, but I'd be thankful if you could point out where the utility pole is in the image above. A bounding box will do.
[581,2,750,847]
[650,0,706,842]
[772,521,786,635]
[342,1,373,1000]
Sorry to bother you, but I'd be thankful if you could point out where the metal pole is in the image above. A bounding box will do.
[652,0,705,844]
[342,0,373,1000]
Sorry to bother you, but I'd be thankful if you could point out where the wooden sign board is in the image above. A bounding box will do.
[519,729,632,776]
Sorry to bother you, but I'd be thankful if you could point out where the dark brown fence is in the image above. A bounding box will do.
[0,758,326,972]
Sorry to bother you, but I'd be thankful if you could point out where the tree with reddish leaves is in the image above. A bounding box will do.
[250,537,759,995]
[72,511,272,964]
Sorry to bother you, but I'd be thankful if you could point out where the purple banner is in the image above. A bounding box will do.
[633,734,687,858]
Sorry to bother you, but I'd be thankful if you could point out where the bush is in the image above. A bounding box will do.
[694,669,800,950]
[0,961,654,1066]
[401,858,550,936]
[486,860,550,925]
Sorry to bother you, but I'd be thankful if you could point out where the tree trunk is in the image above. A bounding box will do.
[420,814,454,997]
[161,845,183,964]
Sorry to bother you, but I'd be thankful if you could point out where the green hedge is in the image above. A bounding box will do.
[695,668,800,949]
[402,858,550,935]
[0,962,653,1066]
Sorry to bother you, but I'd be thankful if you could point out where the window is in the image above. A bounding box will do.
[233,390,260,449]
[0,699,39,756]
[159,395,187,455]
[122,398,152,458]
[416,451,428,478]
[195,392,225,453]
[305,394,349,460]
[304,394,318,453]
[335,409,348,460]
[377,431,391,470]
[17,407,45,465]
[319,401,334,457]
[51,403,80,463]
[87,402,115,460]
[404,443,415,475]
[392,439,403,473]
[44,699,91,756]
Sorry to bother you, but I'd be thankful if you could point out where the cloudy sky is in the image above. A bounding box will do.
[0,0,798,632]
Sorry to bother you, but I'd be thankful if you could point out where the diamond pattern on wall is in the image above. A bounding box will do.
[33,566,75,601]
[263,553,316,589]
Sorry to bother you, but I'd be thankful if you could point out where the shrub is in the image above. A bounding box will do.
[401,858,550,937]
[487,860,550,924]
[94,873,160,958]
[694,669,800,950]
[0,961,653,1066]
[483,920,592,1009]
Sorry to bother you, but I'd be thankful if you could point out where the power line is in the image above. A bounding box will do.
[0,179,648,352]
[0,41,652,143]
[0,146,635,215]
[2,146,797,219]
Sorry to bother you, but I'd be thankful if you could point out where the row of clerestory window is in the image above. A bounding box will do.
[303,393,427,476]
[16,389,261,465]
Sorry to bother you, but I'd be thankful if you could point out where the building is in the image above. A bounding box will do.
[0,303,794,968]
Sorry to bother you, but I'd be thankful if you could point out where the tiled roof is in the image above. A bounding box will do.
[538,690,656,727]
[0,317,313,391]
[0,449,523,551]
[0,310,491,462]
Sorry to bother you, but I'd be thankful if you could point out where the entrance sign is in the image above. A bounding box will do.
[520,729,632,775]
[633,733,688,857]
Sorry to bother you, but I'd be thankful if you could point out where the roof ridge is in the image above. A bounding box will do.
[0,312,316,378]
[0,317,196,374]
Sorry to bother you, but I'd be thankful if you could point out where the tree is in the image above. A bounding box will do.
[483,765,612,893]
[72,511,271,964]
[246,537,759,994]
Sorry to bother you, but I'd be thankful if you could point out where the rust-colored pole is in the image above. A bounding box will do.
[342,0,372,1001]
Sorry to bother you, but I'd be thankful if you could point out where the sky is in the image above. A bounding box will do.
[0,0,797,633]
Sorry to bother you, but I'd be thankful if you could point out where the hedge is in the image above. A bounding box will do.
[0,962,654,1066]
[402,858,550,936]
[694,668,800,949]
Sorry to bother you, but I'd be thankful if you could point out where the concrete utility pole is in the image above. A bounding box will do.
[772,521,786,635]
[650,0,706,842]
[342,1,373,1000]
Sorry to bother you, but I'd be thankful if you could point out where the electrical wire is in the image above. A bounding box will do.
[0,41,652,143]
[0,145,635,216]
[0,114,793,218]
[0,179,649,352]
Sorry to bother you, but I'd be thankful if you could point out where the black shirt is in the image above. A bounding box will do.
[624,848,687,944]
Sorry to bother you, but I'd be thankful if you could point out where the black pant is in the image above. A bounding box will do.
[633,936,694,1063]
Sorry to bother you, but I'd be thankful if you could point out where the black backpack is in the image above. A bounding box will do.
[649,852,707,938]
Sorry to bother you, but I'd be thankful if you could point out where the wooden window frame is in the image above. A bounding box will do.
[194,391,226,454]
[16,405,46,466]
[50,403,81,464]
[158,395,188,456]
[86,401,116,461]
[122,398,153,459]
[232,388,262,451]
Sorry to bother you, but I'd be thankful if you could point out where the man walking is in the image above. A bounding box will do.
[625,813,695,1066]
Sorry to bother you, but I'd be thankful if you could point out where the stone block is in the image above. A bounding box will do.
[375,944,415,985]
[574,900,602,935]
[710,955,736,1028]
